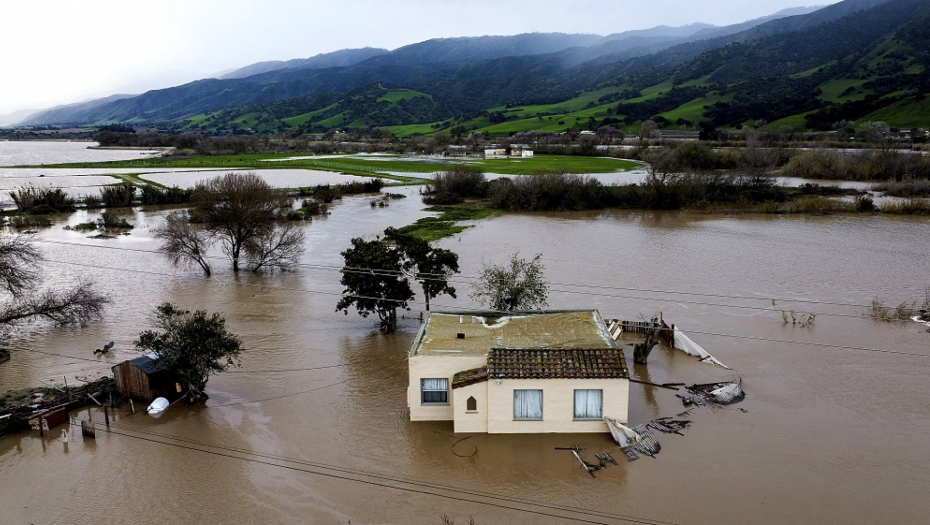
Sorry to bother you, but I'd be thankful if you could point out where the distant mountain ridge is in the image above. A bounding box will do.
[220,47,389,79]
[23,0,930,132]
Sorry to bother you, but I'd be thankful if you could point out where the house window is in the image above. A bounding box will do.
[513,389,543,420]
[574,389,603,419]
[421,378,449,404]
[466,396,477,411]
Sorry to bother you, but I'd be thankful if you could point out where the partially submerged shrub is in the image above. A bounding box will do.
[10,185,74,213]
[487,173,606,211]
[871,180,930,198]
[878,199,930,215]
[100,183,136,207]
[867,287,930,321]
[299,198,328,215]
[428,166,487,200]
[140,185,192,205]
[423,191,464,205]
[65,221,98,232]
[8,215,52,229]
[99,210,133,229]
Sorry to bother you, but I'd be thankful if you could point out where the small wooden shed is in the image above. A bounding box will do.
[111,354,178,402]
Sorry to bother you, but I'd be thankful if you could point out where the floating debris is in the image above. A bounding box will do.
[683,376,745,405]
[595,452,618,466]
[647,416,693,435]
[604,417,661,462]
[673,328,730,369]
[556,447,621,477]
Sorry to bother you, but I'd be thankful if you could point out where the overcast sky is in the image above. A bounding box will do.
[0,0,839,116]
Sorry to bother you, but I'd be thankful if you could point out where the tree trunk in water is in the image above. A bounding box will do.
[633,339,658,365]
[633,319,661,365]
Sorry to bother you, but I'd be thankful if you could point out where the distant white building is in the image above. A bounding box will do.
[483,147,508,159]
[483,145,534,159]
[510,144,534,158]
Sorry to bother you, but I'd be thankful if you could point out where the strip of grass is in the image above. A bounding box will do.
[394,205,497,242]
[473,155,637,174]
[29,154,635,177]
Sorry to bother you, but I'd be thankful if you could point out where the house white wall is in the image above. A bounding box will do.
[486,378,628,433]
[452,382,489,433]
[408,355,487,421]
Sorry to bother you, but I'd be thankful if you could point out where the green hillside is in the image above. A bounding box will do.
[82,0,930,135]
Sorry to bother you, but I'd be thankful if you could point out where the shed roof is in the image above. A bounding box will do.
[487,347,629,380]
[112,354,171,376]
[411,310,615,357]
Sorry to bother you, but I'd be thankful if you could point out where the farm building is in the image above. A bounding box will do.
[510,144,534,157]
[408,310,629,434]
[111,354,179,402]
[483,147,507,159]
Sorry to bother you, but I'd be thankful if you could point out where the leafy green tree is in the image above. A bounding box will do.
[384,228,459,312]
[470,252,549,311]
[134,302,242,399]
[336,237,413,333]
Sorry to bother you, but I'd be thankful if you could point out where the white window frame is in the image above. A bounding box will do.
[420,378,449,405]
[573,389,603,420]
[513,389,543,420]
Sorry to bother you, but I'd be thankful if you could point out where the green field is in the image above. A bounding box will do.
[377,89,432,103]
[660,92,730,123]
[30,153,638,178]
[817,79,872,102]
[861,96,930,128]
[763,112,814,131]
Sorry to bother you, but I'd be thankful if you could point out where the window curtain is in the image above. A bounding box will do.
[574,389,603,419]
[421,378,449,403]
[513,389,543,419]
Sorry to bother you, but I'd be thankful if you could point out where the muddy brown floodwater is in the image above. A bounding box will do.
[1,183,929,525]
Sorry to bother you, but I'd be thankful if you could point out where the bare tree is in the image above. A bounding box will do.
[471,252,549,311]
[639,119,657,141]
[0,234,109,361]
[0,279,108,326]
[739,129,781,181]
[155,211,214,276]
[0,234,40,297]
[187,172,302,272]
[244,222,305,272]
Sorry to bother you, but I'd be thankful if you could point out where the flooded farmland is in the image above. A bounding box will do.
[1,144,929,525]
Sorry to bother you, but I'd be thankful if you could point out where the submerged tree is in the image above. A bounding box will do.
[336,236,413,333]
[243,221,305,273]
[134,302,242,400]
[0,234,109,362]
[156,211,214,276]
[471,252,549,311]
[384,228,459,312]
[186,172,303,272]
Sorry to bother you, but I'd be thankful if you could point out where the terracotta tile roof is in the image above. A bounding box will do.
[452,366,489,389]
[487,348,629,380]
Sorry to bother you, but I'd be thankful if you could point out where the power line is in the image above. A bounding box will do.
[39,256,929,360]
[29,239,907,323]
[72,416,678,525]
[34,237,927,311]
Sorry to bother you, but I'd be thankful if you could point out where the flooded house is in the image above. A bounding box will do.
[408,310,629,433]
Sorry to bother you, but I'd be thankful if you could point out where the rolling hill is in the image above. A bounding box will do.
[21,0,930,133]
